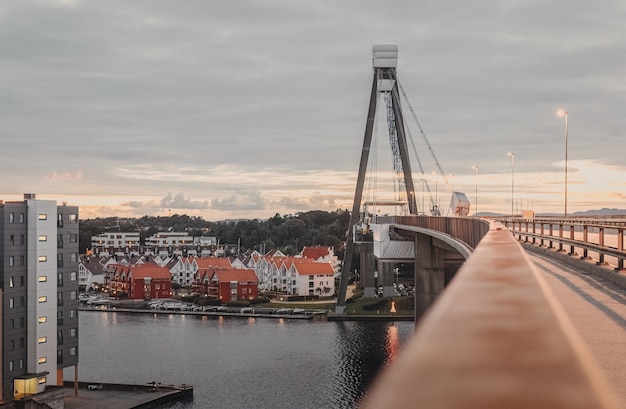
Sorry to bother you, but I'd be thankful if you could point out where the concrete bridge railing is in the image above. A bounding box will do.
[361,221,621,409]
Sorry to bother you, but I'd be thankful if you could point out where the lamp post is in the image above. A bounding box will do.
[507,152,514,216]
[432,171,439,215]
[472,165,478,215]
[419,178,426,215]
[557,109,569,217]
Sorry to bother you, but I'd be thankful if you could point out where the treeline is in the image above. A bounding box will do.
[79,210,351,257]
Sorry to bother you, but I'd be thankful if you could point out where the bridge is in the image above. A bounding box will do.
[351,216,626,409]
[338,45,626,408]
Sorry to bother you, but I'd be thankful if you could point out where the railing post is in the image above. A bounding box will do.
[582,225,589,259]
[569,225,575,255]
[558,223,564,252]
[619,229,624,252]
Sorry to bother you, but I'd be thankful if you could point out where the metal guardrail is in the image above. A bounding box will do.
[502,218,626,270]
[360,221,621,409]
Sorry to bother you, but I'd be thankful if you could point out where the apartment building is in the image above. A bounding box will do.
[0,194,79,400]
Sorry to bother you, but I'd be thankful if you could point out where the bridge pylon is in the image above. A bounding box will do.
[336,45,417,314]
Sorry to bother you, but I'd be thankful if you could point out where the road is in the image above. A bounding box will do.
[528,251,626,405]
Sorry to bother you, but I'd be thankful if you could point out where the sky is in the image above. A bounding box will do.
[1,0,625,220]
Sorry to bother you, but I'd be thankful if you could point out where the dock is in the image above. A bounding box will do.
[63,381,193,409]
[80,305,328,320]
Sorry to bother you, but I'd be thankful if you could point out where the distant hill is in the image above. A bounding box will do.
[569,208,626,217]
[476,208,626,218]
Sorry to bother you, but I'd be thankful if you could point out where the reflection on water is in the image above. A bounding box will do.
[331,322,404,408]
[70,312,414,409]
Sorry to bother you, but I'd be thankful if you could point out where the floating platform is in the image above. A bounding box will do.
[80,306,328,320]
[62,381,193,409]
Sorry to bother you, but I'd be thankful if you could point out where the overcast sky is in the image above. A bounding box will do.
[1,0,625,220]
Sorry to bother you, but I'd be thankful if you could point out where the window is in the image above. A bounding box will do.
[38,235,47,242]
[9,256,14,266]
[9,213,14,223]
[9,340,14,350]
[70,271,77,281]
[38,316,47,324]
[19,359,24,369]
[57,253,63,268]
[19,255,24,266]
[58,273,63,287]
[70,234,77,243]
[9,234,14,245]
[38,336,47,344]
[70,309,77,319]
[57,311,63,326]
[18,213,24,223]
[9,298,14,308]
[20,234,24,245]
[70,253,77,262]
[69,214,77,223]
[58,292,63,306]
[69,347,76,356]
[308,282,314,288]
[70,328,77,337]
[38,214,47,220]
[39,275,48,282]
[8,361,13,371]
[57,214,63,227]
[38,296,47,303]
[38,357,47,364]
[9,277,14,288]
[38,377,47,385]
[70,290,77,300]
[38,255,47,262]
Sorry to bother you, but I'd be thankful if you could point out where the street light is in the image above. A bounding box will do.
[432,171,439,215]
[557,109,569,217]
[472,165,478,215]
[507,152,514,216]
[419,178,426,215]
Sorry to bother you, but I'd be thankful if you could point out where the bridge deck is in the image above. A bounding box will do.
[361,222,622,409]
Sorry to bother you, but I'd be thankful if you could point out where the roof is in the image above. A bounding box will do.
[112,264,171,280]
[211,268,258,283]
[301,245,333,260]
[195,257,232,269]
[293,261,335,276]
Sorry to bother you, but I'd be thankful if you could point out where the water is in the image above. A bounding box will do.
[68,311,415,408]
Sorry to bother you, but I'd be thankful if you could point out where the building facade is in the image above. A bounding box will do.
[0,194,79,400]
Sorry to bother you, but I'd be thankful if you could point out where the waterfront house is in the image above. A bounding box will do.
[107,264,172,300]
[78,256,106,291]
[299,245,340,276]
[208,268,258,302]
[192,257,234,294]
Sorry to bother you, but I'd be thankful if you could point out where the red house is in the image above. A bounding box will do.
[108,264,172,300]
[209,268,258,302]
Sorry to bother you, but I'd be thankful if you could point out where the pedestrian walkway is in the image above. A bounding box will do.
[529,251,626,406]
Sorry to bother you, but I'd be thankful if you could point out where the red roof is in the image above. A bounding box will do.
[302,246,332,260]
[211,268,258,283]
[128,264,171,280]
[195,257,232,269]
[293,261,335,276]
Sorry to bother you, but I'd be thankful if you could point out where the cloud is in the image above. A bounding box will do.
[210,191,267,211]
[160,192,209,210]
[47,170,82,181]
